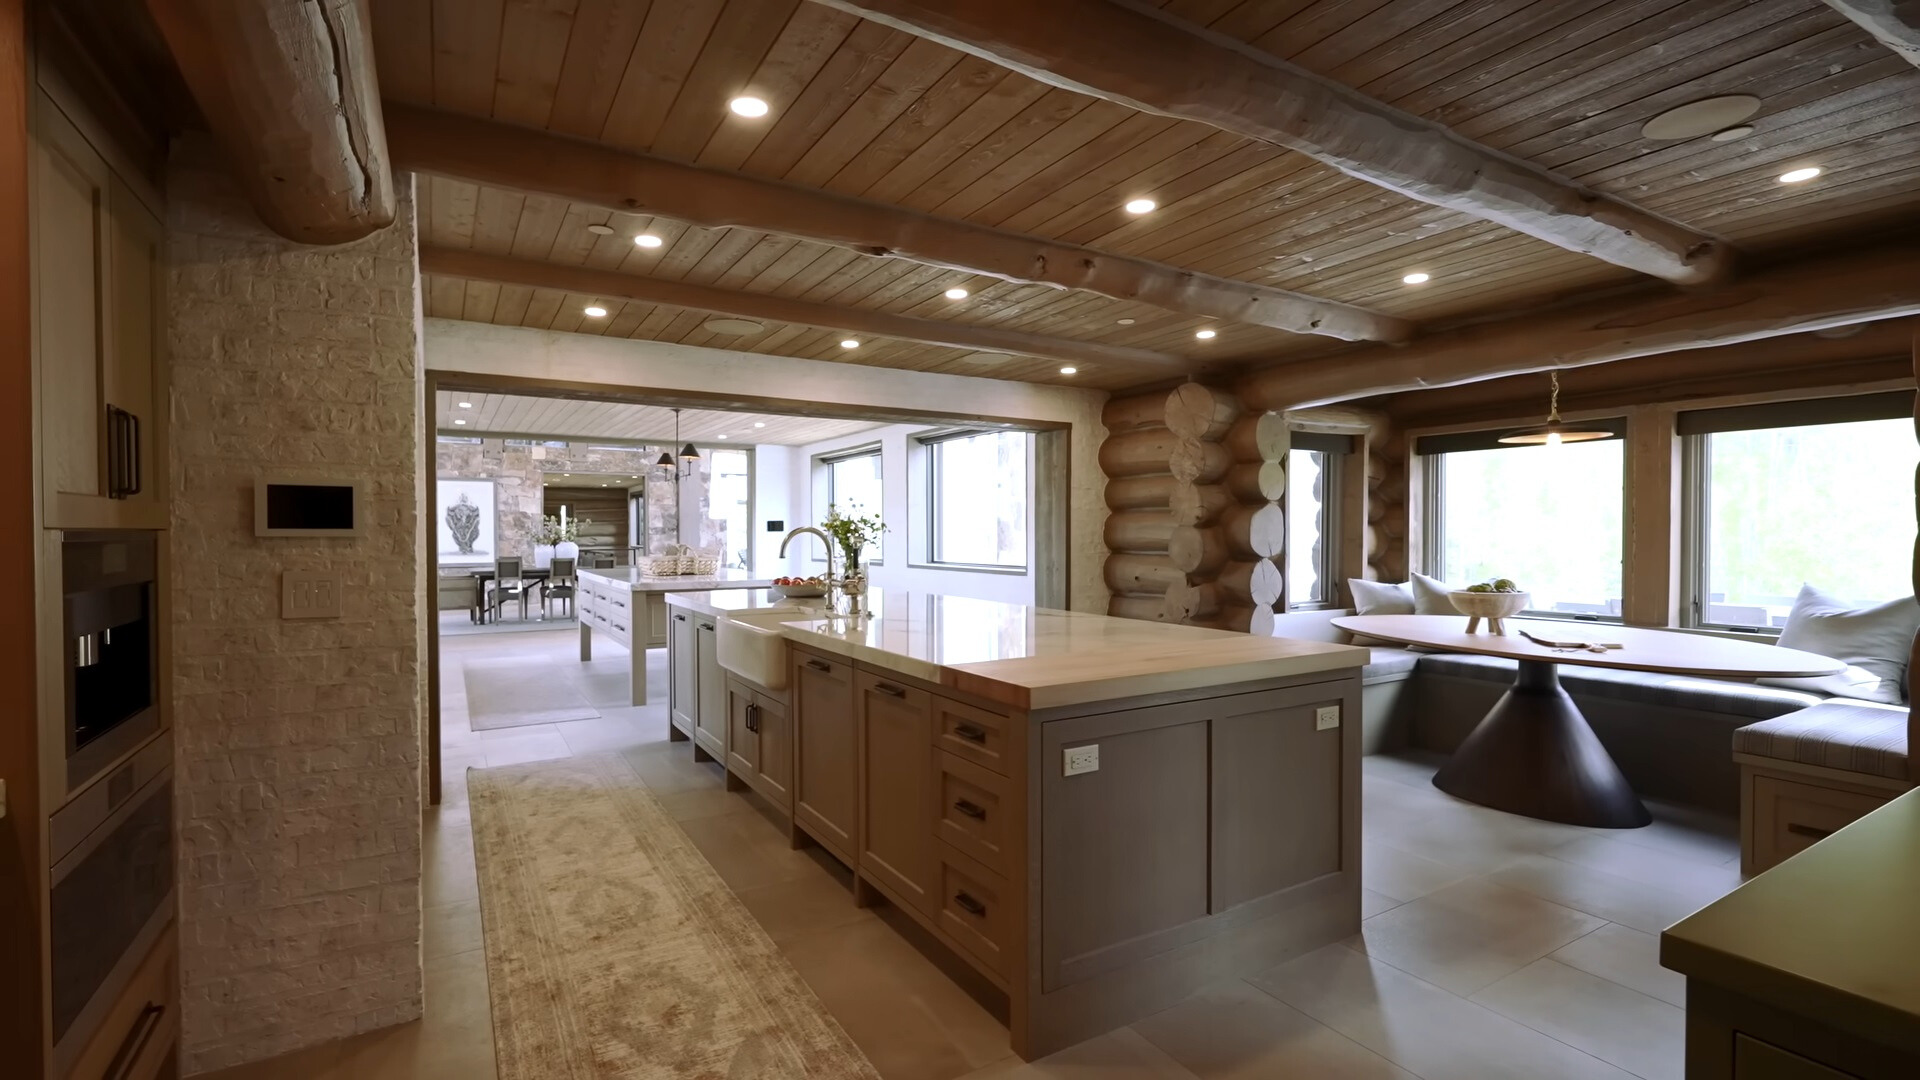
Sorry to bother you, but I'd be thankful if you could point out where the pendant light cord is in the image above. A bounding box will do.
[1547,371,1562,424]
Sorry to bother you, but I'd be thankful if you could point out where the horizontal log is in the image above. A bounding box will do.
[424,248,1181,370]
[815,0,1725,284]
[1099,428,1180,478]
[1164,383,1241,441]
[1103,553,1187,595]
[1241,246,1920,411]
[1219,501,1286,560]
[1161,581,1225,621]
[1103,391,1171,433]
[1224,410,1290,463]
[1108,595,1170,622]
[1168,482,1234,526]
[1104,510,1176,554]
[1105,473,1177,512]
[1218,559,1284,607]
[1191,604,1273,636]
[1224,461,1288,503]
[1167,525,1230,576]
[1821,1,1920,70]
[388,103,1406,341]
[1169,438,1233,484]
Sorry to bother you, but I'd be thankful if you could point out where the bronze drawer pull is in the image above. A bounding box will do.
[953,723,988,743]
[1786,822,1835,840]
[674,613,687,622]
[875,682,906,698]
[806,658,832,672]
[953,799,986,820]
[745,703,760,733]
[698,623,714,632]
[954,891,987,917]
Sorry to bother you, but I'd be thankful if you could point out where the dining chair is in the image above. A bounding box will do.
[545,557,577,619]
[491,556,532,621]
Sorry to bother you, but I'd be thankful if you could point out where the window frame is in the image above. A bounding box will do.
[818,445,885,566]
[919,428,1032,573]
[1285,433,1351,611]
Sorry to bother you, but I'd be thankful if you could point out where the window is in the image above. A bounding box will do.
[824,448,884,564]
[1286,435,1351,608]
[925,430,1030,569]
[708,448,752,570]
[505,439,569,448]
[1420,423,1626,618]
[1681,393,1916,630]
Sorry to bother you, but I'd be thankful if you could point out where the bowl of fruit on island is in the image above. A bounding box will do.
[1449,579,1530,633]
[770,575,828,599]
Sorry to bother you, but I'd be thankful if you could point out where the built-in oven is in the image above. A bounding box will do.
[63,530,161,795]
[48,732,175,1077]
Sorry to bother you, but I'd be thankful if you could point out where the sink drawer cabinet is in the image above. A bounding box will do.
[727,677,793,810]
[935,696,1012,776]
[694,616,725,759]
[669,610,698,740]
[937,846,1011,981]
[935,751,1009,876]
[792,646,857,862]
[858,671,939,914]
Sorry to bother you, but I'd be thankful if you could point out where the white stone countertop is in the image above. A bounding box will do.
[678,587,1365,711]
[664,589,831,618]
[578,568,774,593]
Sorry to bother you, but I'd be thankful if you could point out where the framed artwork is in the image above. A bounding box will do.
[437,478,496,566]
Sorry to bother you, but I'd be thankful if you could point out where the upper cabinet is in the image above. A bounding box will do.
[33,92,166,531]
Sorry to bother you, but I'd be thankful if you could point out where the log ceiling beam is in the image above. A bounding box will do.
[813,0,1729,286]
[422,247,1189,371]
[1821,1,1920,69]
[146,0,394,244]
[385,104,1408,343]
[1238,245,1920,411]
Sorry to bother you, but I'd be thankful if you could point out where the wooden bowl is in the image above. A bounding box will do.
[1448,589,1530,621]
[770,584,826,599]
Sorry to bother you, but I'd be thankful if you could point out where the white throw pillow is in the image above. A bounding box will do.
[1759,585,1920,704]
[1347,578,1413,615]
[1410,571,1462,615]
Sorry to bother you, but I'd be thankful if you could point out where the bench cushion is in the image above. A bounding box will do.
[1414,652,1826,720]
[1362,646,1420,685]
[1732,701,1911,781]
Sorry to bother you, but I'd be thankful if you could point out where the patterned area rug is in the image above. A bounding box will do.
[468,754,882,1079]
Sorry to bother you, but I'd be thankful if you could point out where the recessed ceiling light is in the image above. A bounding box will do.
[754,422,766,428]
[584,305,607,317]
[1124,198,1156,214]
[457,401,472,408]
[1778,166,1822,184]
[635,234,664,248]
[1116,318,1135,325]
[840,339,859,349]
[453,419,467,425]
[1402,271,1431,284]
[729,96,769,118]
[717,434,729,440]
[1710,124,1754,142]
[1059,366,1078,375]
[944,287,969,299]
[586,223,614,236]
[1195,329,1217,340]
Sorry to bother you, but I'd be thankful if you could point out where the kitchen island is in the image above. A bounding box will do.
[575,568,772,706]
[666,588,1368,1059]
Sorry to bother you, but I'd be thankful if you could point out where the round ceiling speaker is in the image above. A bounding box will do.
[1640,95,1761,140]
[701,318,766,335]
[586,223,615,235]
[1710,124,1756,142]
[958,352,1013,365]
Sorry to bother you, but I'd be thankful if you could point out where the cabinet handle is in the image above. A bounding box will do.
[953,723,988,743]
[875,682,906,698]
[104,1002,164,1080]
[674,613,688,622]
[953,798,986,820]
[698,623,714,633]
[1786,822,1835,841]
[953,891,987,917]
[126,411,142,496]
[745,702,759,733]
[806,658,832,672]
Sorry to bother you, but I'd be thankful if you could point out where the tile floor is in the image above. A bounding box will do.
[205,627,1745,1080]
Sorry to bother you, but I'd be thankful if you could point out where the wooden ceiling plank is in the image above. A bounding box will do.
[766,245,863,297]
[1718,175,1920,242]
[428,0,505,114]
[424,248,1193,368]
[892,86,1094,213]
[1055,145,1306,247]
[1821,0,1920,69]
[697,3,860,171]
[784,36,967,188]
[543,0,654,138]
[740,20,915,178]
[1001,127,1241,238]
[1358,0,1619,107]
[602,299,649,338]
[1326,0,1548,93]
[427,272,467,315]
[371,0,435,103]
[854,68,1051,203]
[647,224,733,283]
[539,202,607,265]
[1239,243,1920,411]
[462,280,503,323]
[494,283,536,325]
[387,105,1408,340]
[811,0,1725,282]
[1609,97,1920,206]
[596,0,727,151]
[491,0,579,127]
[469,186,525,255]
[428,176,480,248]
[1640,122,1920,217]
[506,193,574,260]
[1276,0,1458,70]
[740,239,844,294]
[928,99,1146,221]
[708,235,806,290]
[523,285,567,328]
[821,54,1010,196]
[650,0,802,161]
[679,228,769,286]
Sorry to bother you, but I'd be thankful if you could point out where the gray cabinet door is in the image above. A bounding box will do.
[859,671,937,913]
[792,648,857,860]
[694,618,726,758]
[753,691,793,810]
[669,610,697,738]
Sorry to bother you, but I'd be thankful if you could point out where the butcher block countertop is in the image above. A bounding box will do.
[670,588,1366,710]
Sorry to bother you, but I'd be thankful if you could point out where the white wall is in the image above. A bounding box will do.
[424,320,1110,611]
[752,444,793,578]
[771,423,1038,605]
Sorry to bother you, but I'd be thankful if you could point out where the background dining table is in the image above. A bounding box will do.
[1331,614,1845,828]
[467,565,553,623]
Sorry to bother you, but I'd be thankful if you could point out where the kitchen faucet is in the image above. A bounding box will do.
[778,526,840,608]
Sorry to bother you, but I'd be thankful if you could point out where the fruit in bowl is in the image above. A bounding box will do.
[771,575,828,598]
[1450,578,1529,632]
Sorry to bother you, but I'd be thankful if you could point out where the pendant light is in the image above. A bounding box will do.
[1497,371,1615,446]
[655,408,701,477]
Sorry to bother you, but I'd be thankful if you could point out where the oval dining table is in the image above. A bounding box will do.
[1330,614,1846,829]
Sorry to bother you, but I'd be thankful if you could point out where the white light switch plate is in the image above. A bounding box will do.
[283,571,343,619]
[1063,744,1100,776]
[1315,705,1341,731]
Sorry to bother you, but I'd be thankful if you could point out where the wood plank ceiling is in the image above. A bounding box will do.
[374,0,1920,391]
[435,390,889,445]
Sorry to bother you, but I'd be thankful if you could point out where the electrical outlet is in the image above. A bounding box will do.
[283,571,343,619]
[1062,744,1100,777]
[1315,705,1341,731]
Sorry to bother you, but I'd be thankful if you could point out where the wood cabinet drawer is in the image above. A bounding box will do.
[1733,1034,1859,1079]
[1750,775,1889,874]
[937,847,1010,980]
[936,751,1009,876]
[934,696,1012,776]
[65,922,177,1080]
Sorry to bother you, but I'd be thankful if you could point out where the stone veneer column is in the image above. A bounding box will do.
[167,141,424,1073]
